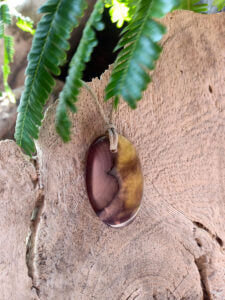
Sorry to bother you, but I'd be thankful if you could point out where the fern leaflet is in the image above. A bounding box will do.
[0,2,11,25]
[3,35,14,94]
[0,21,4,38]
[177,0,208,12]
[56,0,105,142]
[0,2,14,100]
[213,0,225,10]
[105,0,179,108]
[15,0,87,155]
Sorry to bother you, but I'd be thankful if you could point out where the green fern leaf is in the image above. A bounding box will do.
[177,0,208,12]
[0,3,11,38]
[56,0,105,142]
[0,3,14,101]
[4,35,14,63]
[2,35,14,100]
[0,3,11,25]
[105,0,178,108]
[0,20,4,38]
[15,0,87,155]
[213,0,225,10]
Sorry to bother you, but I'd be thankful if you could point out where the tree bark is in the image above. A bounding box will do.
[0,11,225,300]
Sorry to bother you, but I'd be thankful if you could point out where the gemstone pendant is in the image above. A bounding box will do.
[86,134,143,227]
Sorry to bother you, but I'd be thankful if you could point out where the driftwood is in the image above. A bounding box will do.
[0,11,225,300]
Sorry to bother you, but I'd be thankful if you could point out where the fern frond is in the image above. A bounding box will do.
[213,0,225,10]
[4,35,14,63]
[0,3,14,101]
[177,0,208,12]
[0,3,11,25]
[105,0,178,108]
[56,0,105,142]
[2,44,11,92]
[0,3,11,38]
[0,20,4,38]
[15,0,87,155]
[2,35,15,101]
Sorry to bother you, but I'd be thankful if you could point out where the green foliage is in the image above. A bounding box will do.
[3,35,14,93]
[0,2,14,101]
[0,2,35,102]
[213,0,225,10]
[13,0,225,155]
[106,0,212,27]
[176,0,208,12]
[105,0,178,108]
[0,21,3,37]
[0,2,11,24]
[15,0,87,155]
[56,0,105,142]
[16,15,35,35]
[4,34,14,62]
[105,0,136,27]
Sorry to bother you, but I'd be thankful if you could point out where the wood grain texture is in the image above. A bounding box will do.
[34,11,225,300]
[0,141,38,300]
[0,10,224,300]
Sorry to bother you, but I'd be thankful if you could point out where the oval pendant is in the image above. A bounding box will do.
[86,134,143,227]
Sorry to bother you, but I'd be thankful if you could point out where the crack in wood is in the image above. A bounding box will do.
[173,272,189,295]
[179,240,195,258]
[193,221,223,248]
[125,288,140,300]
[151,181,193,225]
[26,190,44,298]
[194,255,212,300]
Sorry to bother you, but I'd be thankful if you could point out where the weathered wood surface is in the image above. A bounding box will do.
[0,11,225,300]
[0,141,38,300]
